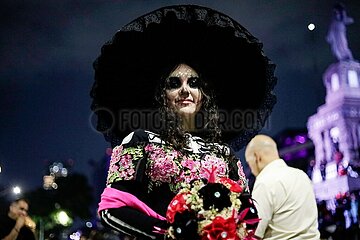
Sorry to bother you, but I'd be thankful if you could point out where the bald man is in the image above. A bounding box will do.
[245,134,320,240]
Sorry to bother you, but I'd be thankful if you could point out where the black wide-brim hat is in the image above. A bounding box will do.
[90,4,277,151]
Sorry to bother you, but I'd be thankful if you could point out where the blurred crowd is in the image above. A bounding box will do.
[318,191,360,240]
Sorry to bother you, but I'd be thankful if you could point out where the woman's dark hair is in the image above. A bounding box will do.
[155,63,222,150]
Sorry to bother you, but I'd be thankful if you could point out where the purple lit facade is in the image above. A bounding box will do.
[307,59,360,200]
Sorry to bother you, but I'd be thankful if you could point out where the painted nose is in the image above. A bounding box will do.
[179,85,190,96]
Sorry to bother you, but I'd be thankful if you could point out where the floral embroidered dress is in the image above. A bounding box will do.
[98,129,248,239]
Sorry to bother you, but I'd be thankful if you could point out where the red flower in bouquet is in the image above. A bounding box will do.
[202,216,238,240]
[166,167,259,240]
[218,177,243,193]
[238,208,261,226]
[166,192,190,223]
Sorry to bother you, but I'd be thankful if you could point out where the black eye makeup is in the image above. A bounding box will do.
[165,77,182,89]
[188,77,201,88]
[165,77,202,90]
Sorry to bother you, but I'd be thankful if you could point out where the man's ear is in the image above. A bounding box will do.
[254,152,260,163]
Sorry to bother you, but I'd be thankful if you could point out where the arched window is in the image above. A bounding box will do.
[331,73,340,91]
[348,70,359,88]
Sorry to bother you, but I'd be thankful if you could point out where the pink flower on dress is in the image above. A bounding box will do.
[109,164,119,173]
[149,156,180,183]
[114,154,134,180]
[109,145,123,165]
[170,150,181,158]
[178,171,200,184]
[119,167,135,179]
[120,154,132,166]
[146,144,168,160]
[144,144,154,152]
[176,158,201,184]
[200,155,228,179]
[181,158,200,172]
[108,145,123,176]
[107,145,137,181]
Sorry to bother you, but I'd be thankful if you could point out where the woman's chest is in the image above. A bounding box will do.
[144,144,229,192]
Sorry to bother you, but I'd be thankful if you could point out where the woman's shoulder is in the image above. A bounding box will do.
[120,129,164,146]
[189,134,231,156]
[213,142,232,155]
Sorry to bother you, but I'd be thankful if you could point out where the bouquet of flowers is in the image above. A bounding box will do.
[165,168,260,240]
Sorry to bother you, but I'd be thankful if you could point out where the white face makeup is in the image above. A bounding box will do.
[165,64,203,119]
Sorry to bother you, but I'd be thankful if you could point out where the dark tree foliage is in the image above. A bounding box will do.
[25,173,94,219]
[55,173,94,219]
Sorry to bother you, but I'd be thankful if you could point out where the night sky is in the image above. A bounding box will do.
[1,0,359,193]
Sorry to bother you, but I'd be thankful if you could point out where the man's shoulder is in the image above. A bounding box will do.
[0,214,12,224]
[0,215,14,237]
[257,163,310,186]
[268,159,310,179]
[287,165,311,179]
